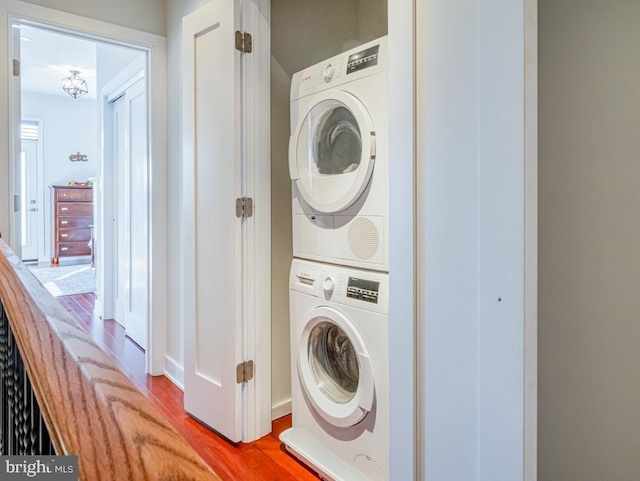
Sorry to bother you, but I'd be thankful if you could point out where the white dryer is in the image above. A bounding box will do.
[281,259,388,481]
[290,37,388,272]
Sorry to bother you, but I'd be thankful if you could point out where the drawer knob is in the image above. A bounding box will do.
[61,221,68,225]
[61,247,68,251]
[61,207,68,211]
[61,234,68,238]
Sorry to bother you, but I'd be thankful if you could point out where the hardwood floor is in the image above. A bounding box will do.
[59,293,319,481]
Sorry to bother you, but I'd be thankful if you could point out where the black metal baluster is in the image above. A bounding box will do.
[0,299,55,455]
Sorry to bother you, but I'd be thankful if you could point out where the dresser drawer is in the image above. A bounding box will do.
[57,241,91,257]
[58,228,91,242]
[58,216,92,229]
[57,202,93,216]
[55,187,93,202]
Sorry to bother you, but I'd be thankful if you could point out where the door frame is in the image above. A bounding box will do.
[1,1,168,375]
[20,116,45,262]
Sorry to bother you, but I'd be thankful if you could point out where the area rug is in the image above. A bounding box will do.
[30,264,96,297]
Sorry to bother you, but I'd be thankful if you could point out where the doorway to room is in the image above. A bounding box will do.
[14,21,150,353]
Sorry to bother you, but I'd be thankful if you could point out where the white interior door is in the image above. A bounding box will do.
[20,140,39,260]
[112,77,148,351]
[114,94,129,328]
[183,0,243,442]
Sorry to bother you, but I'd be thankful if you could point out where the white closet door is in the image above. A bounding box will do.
[113,94,129,329]
[113,77,148,350]
[125,78,148,350]
[182,0,243,442]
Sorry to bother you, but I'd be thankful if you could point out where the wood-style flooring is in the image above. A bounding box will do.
[59,293,319,481]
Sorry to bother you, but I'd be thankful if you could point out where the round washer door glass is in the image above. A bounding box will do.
[308,321,359,404]
[297,306,375,428]
[292,91,376,213]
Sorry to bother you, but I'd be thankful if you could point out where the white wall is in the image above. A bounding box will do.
[17,0,166,36]
[539,1,640,479]
[21,91,97,258]
[417,0,526,479]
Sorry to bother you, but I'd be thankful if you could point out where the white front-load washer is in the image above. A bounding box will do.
[290,37,388,272]
[280,259,389,481]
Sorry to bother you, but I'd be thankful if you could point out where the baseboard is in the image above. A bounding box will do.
[164,355,184,391]
[93,299,103,319]
[271,398,292,421]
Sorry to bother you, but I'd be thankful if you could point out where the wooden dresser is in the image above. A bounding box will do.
[51,186,93,265]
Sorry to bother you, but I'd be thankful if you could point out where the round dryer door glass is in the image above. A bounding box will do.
[308,320,359,404]
[292,91,376,213]
[313,104,362,176]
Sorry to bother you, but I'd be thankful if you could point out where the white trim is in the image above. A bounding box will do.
[93,298,102,320]
[1,1,168,376]
[388,1,416,481]
[164,355,185,391]
[271,399,291,421]
[103,56,145,103]
[524,0,538,478]
[243,0,271,443]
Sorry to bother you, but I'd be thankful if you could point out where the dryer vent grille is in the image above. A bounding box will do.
[348,218,379,260]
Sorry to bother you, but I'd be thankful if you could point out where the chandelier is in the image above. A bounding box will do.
[61,70,88,99]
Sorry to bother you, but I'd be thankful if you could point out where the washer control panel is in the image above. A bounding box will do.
[346,277,380,304]
[290,259,389,313]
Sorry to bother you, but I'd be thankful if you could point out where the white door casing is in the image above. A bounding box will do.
[182,0,272,443]
[10,23,22,258]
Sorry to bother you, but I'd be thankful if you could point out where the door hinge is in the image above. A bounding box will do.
[13,59,20,77]
[235,31,253,53]
[236,197,254,218]
[236,360,254,383]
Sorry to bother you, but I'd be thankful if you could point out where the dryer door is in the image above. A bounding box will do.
[297,306,375,428]
[290,90,376,214]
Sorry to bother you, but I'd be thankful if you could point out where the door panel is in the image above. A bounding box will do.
[183,0,242,443]
[126,78,148,350]
[114,95,129,329]
[112,77,148,351]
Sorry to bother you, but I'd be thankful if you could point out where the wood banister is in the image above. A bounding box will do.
[0,240,222,480]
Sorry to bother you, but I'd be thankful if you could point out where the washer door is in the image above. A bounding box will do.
[289,90,376,214]
[297,306,374,428]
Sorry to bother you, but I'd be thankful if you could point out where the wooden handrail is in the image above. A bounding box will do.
[0,240,222,480]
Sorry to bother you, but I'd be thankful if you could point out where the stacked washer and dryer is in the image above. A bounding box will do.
[280,37,390,481]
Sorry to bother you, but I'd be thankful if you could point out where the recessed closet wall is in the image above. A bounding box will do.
[270,0,387,415]
[539,1,640,479]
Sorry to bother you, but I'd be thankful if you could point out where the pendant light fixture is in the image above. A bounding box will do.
[61,70,88,99]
